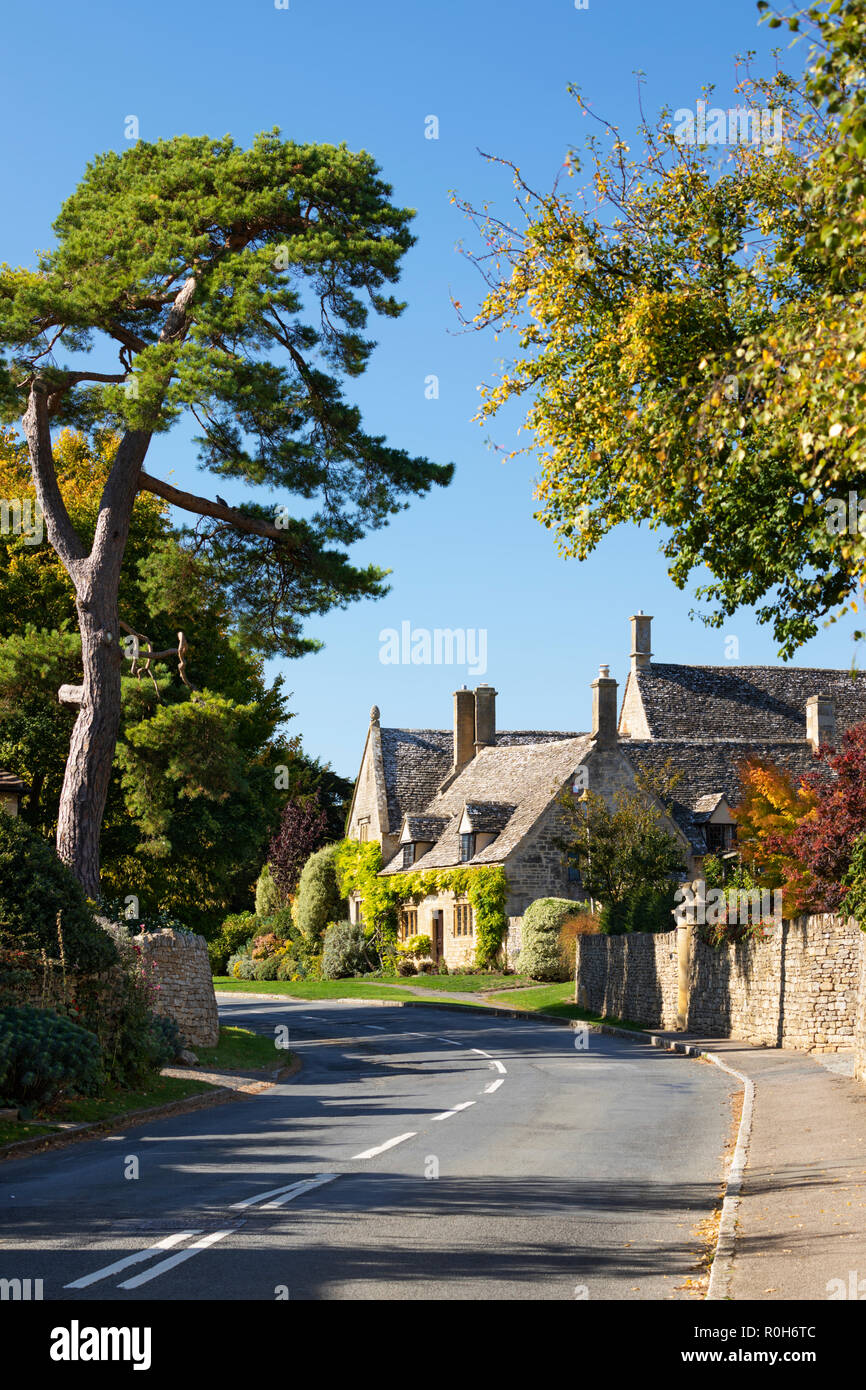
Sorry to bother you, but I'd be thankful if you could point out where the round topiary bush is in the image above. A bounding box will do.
[0,816,117,973]
[321,921,374,979]
[519,898,586,981]
[0,1005,102,1109]
[295,844,346,947]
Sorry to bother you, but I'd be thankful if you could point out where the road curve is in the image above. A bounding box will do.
[0,997,734,1301]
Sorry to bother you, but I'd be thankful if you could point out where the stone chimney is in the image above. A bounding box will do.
[474,683,497,755]
[591,664,618,748]
[806,694,836,751]
[453,687,475,770]
[630,611,653,671]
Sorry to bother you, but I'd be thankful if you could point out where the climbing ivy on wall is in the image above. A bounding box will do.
[334,840,509,966]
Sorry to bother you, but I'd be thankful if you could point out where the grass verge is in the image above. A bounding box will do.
[0,1026,282,1152]
[213,977,419,1001]
[486,982,645,1028]
[195,1025,286,1072]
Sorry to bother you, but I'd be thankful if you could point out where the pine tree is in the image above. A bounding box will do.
[0,132,452,891]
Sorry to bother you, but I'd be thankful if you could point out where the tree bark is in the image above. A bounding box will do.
[56,584,125,896]
[23,385,151,895]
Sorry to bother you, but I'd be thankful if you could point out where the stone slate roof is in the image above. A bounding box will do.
[463,801,516,834]
[0,769,25,792]
[402,814,450,843]
[379,727,581,835]
[631,663,866,741]
[626,738,819,853]
[381,735,592,873]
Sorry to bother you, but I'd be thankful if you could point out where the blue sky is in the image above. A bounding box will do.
[3,0,835,778]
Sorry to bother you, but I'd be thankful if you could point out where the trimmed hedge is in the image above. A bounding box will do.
[295,844,346,947]
[520,898,587,981]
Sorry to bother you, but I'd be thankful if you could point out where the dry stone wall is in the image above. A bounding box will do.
[575,930,681,1031]
[137,929,219,1048]
[856,932,866,1084]
[575,915,864,1056]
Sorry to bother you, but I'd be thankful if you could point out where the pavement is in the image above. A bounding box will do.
[0,996,734,1301]
[633,1030,866,1301]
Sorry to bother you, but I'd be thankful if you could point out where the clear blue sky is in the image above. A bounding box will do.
[3,0,834,779]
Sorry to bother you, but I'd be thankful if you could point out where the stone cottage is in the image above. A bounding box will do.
[345,614,866,968]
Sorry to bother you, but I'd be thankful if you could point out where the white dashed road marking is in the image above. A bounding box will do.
[352,1132,417,1160]
[483,1079,505,1094]
[431,1101,476,1122]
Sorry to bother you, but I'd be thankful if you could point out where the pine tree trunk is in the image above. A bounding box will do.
[56,580,125,897]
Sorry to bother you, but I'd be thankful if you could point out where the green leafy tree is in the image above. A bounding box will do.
[0,132,452,891]
[460,0,866,656]
[558,773,685,908]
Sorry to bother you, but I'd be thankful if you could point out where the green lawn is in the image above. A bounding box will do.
[391,972,532,993]
[213,972,529,998]
[196,1025,287,1072]
[487,982,645,1028]
[213,976,419,1001]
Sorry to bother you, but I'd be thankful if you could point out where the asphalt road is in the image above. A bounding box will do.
[0,997,734,1300]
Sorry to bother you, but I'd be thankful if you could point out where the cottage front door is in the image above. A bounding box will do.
[432,911,444,964]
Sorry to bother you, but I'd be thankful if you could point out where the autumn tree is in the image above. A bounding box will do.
[0,133,451,892]
[733,756,817,908]
[761,726,866,912]
[460,0,866,656]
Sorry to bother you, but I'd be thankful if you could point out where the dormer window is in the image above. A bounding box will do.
[403,842,416,869]
[460,832,476,862]
[705,823,736,853]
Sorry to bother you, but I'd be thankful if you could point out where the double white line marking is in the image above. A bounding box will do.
[65,1174,338,1292]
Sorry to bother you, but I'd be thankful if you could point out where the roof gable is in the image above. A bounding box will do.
[382,735,593,872]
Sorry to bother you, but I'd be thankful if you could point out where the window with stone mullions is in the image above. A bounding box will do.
[454,902,473,937]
